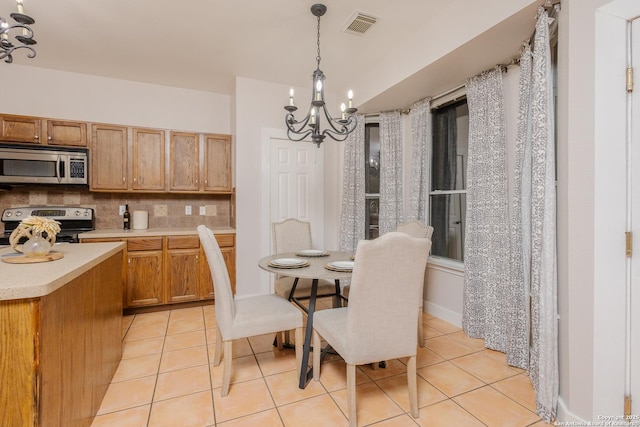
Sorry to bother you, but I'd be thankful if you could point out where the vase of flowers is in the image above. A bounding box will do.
[9,216,61,257]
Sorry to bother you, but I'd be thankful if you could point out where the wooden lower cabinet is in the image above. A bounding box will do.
[126,238,164,307]
[166,236,200,303]
[81,233,235,309]
[0,251,123,427]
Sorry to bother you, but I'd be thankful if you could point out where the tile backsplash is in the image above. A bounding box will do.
[0,188,234,232]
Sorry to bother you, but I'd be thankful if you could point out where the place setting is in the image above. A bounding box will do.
[267,257,310,269]
[324,260,354,272]
[294,249,330,257]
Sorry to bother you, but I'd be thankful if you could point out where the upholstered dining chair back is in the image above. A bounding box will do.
[272,218,312,254]
[346,232,431,363]
[312,232,431,425]
[396,220,434,240]
[198,225,303,397]
[198,225,235,334]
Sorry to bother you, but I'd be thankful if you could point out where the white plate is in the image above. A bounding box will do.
[271,257,306,266]
[296,249,329,256]
[328,261,354,270]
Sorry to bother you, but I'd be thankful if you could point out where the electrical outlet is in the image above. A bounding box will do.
[119,205,126,215]
[185,205,192,215]
[199,206,206,215]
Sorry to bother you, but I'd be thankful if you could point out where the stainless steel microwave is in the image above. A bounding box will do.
[0,145,88,185]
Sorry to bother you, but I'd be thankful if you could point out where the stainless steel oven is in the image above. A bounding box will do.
[0,145,88,185]
[0,206,95,246]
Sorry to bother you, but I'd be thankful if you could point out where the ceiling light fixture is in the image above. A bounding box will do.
[1,0,36,64]
[284,3,358,148]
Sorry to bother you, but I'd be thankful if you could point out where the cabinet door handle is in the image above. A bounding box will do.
[48,136,52,140]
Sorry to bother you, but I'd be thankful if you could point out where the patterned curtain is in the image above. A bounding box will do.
[507,42,533,371]
[408,98,432,223]
[379,110,404,234]
[462,67,512,352]
[524,8,558,422]
[339,114,366,252]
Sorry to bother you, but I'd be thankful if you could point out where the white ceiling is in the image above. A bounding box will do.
[1,0,544,114]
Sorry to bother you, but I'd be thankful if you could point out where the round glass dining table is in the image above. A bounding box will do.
[258,250,354,388]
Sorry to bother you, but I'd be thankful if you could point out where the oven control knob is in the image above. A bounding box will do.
[5,212,11,217]
[15,211,22,217]
[74,210,81,216]
[84,211,90,217]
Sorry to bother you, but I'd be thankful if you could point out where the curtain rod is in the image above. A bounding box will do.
[374,0,560,116]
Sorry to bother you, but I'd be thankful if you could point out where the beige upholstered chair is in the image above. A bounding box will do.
[396,220,433,347]
[342,221,433,347]
[312,232,431,427]
[396,220,434,240]
[197,225,303,397]
[272,218,338,301]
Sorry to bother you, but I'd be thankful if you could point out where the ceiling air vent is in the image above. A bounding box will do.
[343,11,378,36]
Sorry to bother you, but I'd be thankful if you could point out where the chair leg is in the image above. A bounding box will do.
[275,331,283,350]
[418,315,425,348]
[418,306,426,347]
[221,340,233,397]
[312,329,321,381]
[295,327,304,379]
[213,325,223,366]
[347,364,357,427]
[407,355,419,418]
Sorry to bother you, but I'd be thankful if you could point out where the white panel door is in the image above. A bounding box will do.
[631,16,640,418]
[269,137,324,249]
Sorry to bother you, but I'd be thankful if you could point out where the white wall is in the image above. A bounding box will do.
[234,77,343,297]
[557,0,639,422]
[1,65,230,133]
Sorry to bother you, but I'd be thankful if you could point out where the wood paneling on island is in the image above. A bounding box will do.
[0,251,123,427]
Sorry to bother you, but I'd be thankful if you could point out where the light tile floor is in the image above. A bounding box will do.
[92,302,555,427]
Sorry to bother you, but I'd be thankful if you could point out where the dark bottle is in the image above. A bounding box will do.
[123,204,130,230]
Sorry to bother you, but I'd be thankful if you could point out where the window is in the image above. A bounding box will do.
[365,122,380,240]
[430,99,468,261]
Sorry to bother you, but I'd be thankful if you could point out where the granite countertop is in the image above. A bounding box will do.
[78,227,236,239]
[0,242,125,301]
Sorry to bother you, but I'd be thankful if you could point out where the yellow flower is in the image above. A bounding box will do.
[20,216,61,236]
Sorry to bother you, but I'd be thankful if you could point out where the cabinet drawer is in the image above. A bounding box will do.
[215,234,234,247]
[167,236,200,250]
[127,238,163,251]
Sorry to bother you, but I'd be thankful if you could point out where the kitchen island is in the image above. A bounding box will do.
[0,242,125,427]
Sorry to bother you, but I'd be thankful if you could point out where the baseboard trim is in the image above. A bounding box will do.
[424,301,462,328]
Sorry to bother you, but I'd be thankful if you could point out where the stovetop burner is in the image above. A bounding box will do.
[1,206,95,245]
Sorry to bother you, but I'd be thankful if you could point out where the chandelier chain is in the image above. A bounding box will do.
[316,14,321,70]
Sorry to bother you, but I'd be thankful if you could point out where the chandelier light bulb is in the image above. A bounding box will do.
[348,90,353,108]
[16,0,24,14]
[315,80,322,101]
[340,103,346,120]
[310,107,317,125]
[289,88,295,106]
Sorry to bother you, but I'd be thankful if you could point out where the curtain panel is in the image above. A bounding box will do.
[339,114,366,252]
[408,98,432,224]
[525,8,558,422]
[462,67,512,352]
[379,111,404,234]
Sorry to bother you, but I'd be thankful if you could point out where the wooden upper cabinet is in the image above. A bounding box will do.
[0,115,42,143]
[132,128,165,191]
[91,124,128,190]
[46,119,87,146]
[203,133,232,192]
[169,131,199,192]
